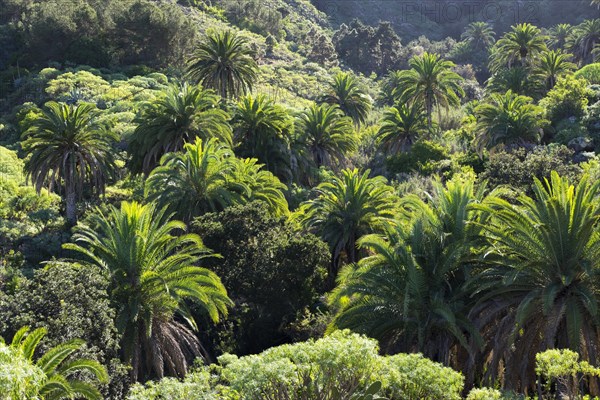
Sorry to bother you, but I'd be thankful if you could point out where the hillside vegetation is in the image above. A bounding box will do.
[2,0,600,399]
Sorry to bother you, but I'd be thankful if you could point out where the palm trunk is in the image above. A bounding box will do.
[65,187,77,226]
[426,96,433,135]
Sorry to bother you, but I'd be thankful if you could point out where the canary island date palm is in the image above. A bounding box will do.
[298,168,396,286]
[187,30,258,99]
[64,201,231,381]
[128,82,231,174]
[232,94,292,181]
[4,326,108,400]
[146,138,288,222]
[376,103,428,154]
[329,178,491,365]
[471,172,600,391]
[461,21,496,50]
[393,52,464,131]
[473,90,545,153]
[548,24,572,50]
[486,66,543,97]
[21,101,117,226]
[535,49,577,90]
[318,71,372,126]
[567,19,600,64]
[489,23,548,72]
[295,103,357,169]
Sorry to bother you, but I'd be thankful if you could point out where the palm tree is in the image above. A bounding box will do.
[461,21,496,49]
[232,94,292,181]
[64,201,231,382]
[376,103,428,154]
[295,103,357,168]
[329,179,490,365]
[567,19,600,64]
[128,82,231,175]
[472,172,600,391]
[318,71,372,126]
[145,139,288,222]
[473,90,545,152]
[489,23,548,72]
[548,23,572,49]
[534,49,577,90]
[4,326,108,400]
[486,66,543,97]
[21,101,117,225]
[394,52,464,130]
[378,70,404,106]
[187,30,258,99]
[298,168,396,286]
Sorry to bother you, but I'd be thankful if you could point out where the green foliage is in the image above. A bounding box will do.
[329,178,488,363]
[540,75,591,125]
[386,139,449,176]
[295,103,357,168]
[479,145,581,196]
[474,172,600,389]
[297,168,396,284]
[474,91,546,152]
[536,349,600,399]
[318,71,372,126]
[21,101,117,224]
[64,201,232,381]
[128,82,232,174]
[0,261,127,398]
[191,201,328,355]
[489,23,548,72]
[376,103,428,154]
[187,30,258,99]
[575,63,600,84]
[0,343,45,400]
[1,326,109,400]
[145,139,288,222]
[467,388,503,400]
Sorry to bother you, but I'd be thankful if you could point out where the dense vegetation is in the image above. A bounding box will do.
[3,0,600,398]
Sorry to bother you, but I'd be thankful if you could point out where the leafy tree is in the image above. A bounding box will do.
[329,178,488,364]
[64,201,231,381]
[567,19,600,64]
[231,94,292,181]
[21,101,116,226]
[319,72,372,126]
[473,172,600,391]
[3,326,109,400]
[473,91,545,152]
[191,202,328,355]
[394,52,464,130]
[298,168,396,286]
[145,139,288,222]
[376,103,428,153]
[461,22,496,50]
[295,103,356,168]
[128,82,231,175]
[534,50,577,90]
[0,262,127,398]
[489,23,548,72]
[186,30,258,99]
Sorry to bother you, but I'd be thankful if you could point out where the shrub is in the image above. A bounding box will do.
[575,63,600,84]
[0,343,45,400]
[466,388,502,400]
[386,140,450,176]
[540,75,591,125]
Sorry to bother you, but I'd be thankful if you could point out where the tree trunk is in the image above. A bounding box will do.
[65,188,77,226]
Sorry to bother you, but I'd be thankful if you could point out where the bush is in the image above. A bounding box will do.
[386,140,450,176]
[575,63,600,84]
[479,145,582,196]
[466,388,502,400]
[540,75,591,125]
[0,343,45,400]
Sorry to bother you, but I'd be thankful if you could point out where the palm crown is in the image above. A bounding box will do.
[64,201,232,381]
[21,101,117,225]
[319,72,372,126]
[187,30,258,99]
